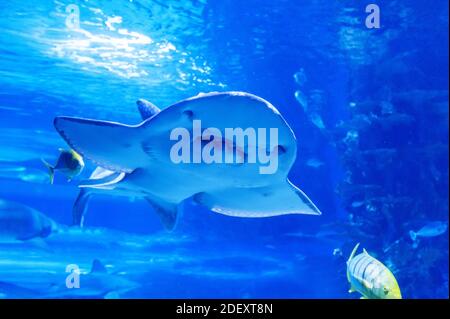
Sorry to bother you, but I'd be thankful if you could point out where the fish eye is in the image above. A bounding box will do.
[383,287,389,295]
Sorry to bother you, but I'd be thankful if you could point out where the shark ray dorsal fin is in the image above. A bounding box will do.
[136,99,161,121]
[91,259,107,273]
[363,248,369,256]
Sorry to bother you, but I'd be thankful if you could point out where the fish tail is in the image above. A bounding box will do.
[409,230,417,241]
[41,159,55,184]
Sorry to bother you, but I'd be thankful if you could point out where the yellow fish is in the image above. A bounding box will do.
[346,243,402,299]
[42,148,84,184]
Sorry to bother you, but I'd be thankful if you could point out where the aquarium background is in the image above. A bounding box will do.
[0,0,448,298]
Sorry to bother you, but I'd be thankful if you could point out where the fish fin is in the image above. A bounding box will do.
[41,159,55,184]
[347,243,360,264]
[69,149,83,162]
[72,188,92,227]
[136,99,161,120]
[347,243,360,281]
[54,117,147,173]
[192,180,321,217]
[145,197,179,231]
[90,259,107,273]
[360,296,368,299]
[409,230,417,241]
[348,286,355,293]
[363,248,369,255]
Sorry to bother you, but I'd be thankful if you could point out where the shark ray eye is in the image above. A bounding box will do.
[183,110,194,120]
[276,145,287,154]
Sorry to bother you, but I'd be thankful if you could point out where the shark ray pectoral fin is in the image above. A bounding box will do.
[72,188,91,227]
[287,179,322,215]
[54,116,147,172]
[145,197,179,231]
[192,180,322,218]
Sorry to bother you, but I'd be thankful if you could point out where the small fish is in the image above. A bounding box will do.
[409,221,448,241]
[293,68,307,86]
[351,201,365,208]
[333,248,343,257]
[310,113,326,130]
[343,130,359,146]
[294,90,308,111]
[306,158,324,168]
[41,148,84,184]
[346,243,401,299]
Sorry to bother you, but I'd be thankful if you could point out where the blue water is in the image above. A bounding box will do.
[0,0,448,299]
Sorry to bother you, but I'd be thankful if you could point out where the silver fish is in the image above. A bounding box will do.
[409,221,448,241]
[347,243,401,299]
